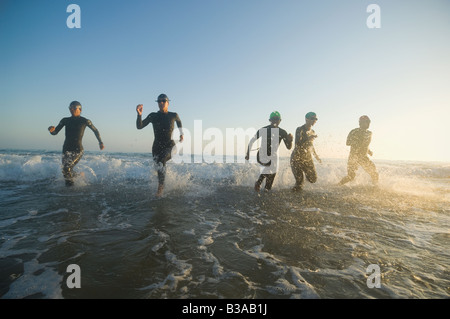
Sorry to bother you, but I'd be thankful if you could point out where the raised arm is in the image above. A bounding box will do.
[136,104,152,129]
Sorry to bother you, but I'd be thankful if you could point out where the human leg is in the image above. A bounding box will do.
[153,147,173,196]
[62,151,83,186]
[339,156,357,185]
[303,160,317,184]
[254,174,266,192]
[264,173,276,190]
[290,157,304,191]
[360,156,379,185]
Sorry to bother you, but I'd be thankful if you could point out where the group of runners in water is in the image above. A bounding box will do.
[48,94,379,197]
[246,111,379,193]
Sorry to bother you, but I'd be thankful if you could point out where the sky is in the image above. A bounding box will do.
[1,0,449,162]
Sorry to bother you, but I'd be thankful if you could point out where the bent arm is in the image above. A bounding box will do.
[346,129,357,146]
[87,120,103,144]
[136,114,152,129]
[346,135,352,146]
[366,132,373,155]
[175,113,184,137]
[246,133,259,159]
[49,120,65,135]
[294,127,301,146]
[283,133,293,150]
[312,146,321,162]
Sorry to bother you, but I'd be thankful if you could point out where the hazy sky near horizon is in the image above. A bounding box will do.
[1,0,449,162]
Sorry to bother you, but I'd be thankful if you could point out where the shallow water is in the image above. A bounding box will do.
[0,150,449,298]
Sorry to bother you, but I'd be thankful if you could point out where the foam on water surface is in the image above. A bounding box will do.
[0,150,449,298]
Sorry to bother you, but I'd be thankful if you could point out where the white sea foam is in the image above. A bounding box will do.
[1,150,448,299]
[238,243,320,298]
[1,257,63,299]
[151,230,170,253]
[139,249,193,297]
[0,150,448,205]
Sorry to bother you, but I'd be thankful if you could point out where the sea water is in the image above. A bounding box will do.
[0,150,449,298]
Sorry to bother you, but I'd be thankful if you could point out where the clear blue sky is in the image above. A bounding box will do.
[1,0,449,162]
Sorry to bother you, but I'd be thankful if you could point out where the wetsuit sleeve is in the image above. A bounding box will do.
[312,145,320,158]
[346,129,358,146]
[294,127,301,146]
[50,119,66,135]
[366,131,373,154]
[246,131,260,155]
[136,113,153,129]
[175,113,183,135]
[367,131,372,144]
[281,129,292,150]
[86,119,103,144]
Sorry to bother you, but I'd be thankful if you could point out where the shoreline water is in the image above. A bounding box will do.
[0,149,449,299]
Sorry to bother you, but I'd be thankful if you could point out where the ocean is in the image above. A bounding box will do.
[0,149,449,299]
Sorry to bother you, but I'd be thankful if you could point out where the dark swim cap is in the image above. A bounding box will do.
[156,94,170,102]
[69,101,82,109]
[360,115,371,122]
[305,112,317,120]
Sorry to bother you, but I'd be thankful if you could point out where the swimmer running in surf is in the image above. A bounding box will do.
[339,115,379,186]
[290,112,322,192]
[136,94,184,197]
[48,101,105,186]
[245,111,293,192]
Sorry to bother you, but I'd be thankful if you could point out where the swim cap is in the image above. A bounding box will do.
[305,112,317,120]
[359,115,371,122]
[270,111,281,120]
[69,101,82,109]
[156,94,170,102]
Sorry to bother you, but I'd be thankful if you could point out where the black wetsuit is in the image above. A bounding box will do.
[290,125,318,190]
[248,125,292,190]
[339,128,379,184]
[51,116,103,185]
[136,111,182,185]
